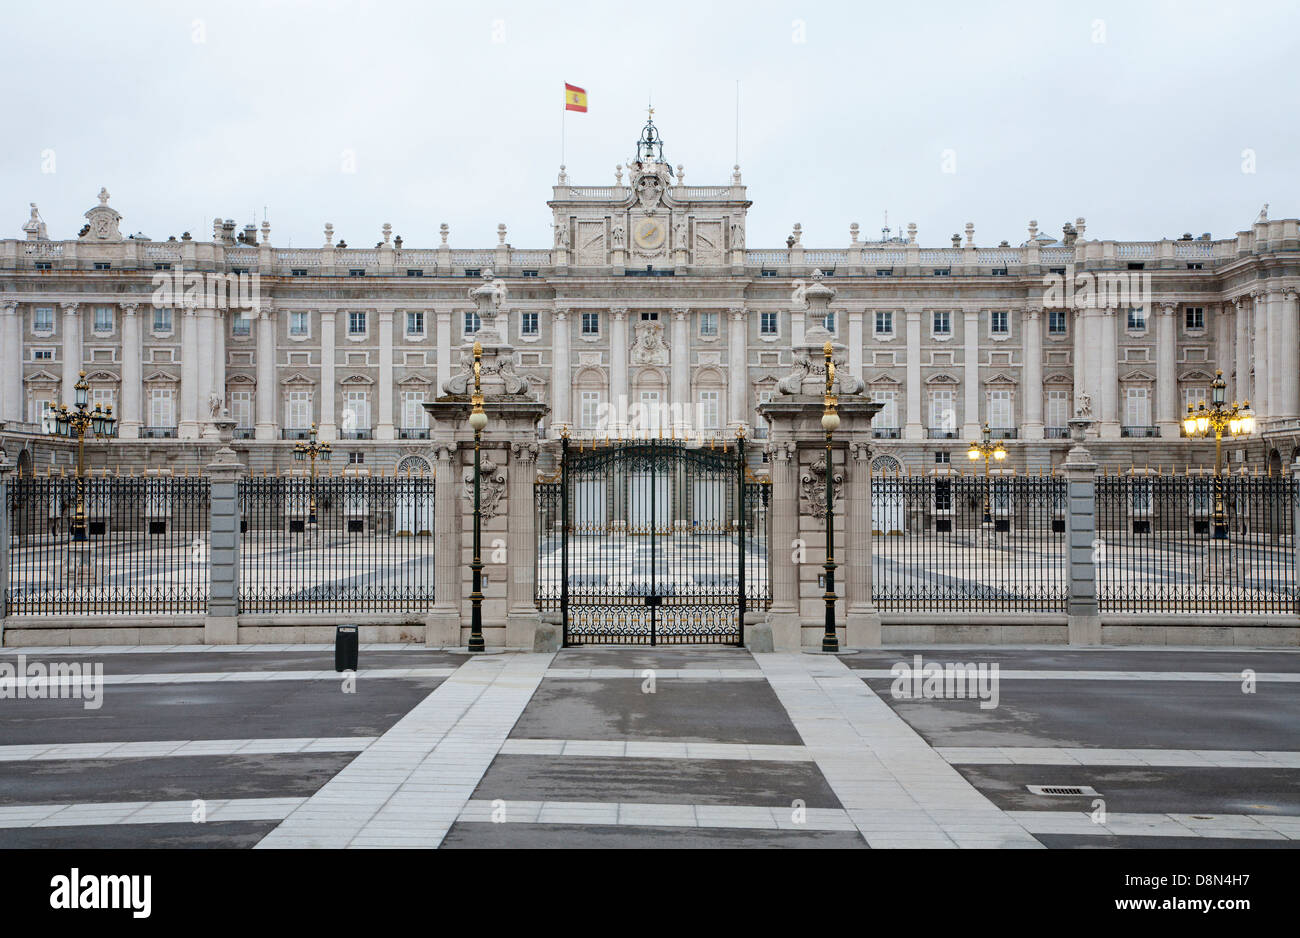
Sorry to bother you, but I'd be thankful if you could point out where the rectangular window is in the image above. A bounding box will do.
[990,310,1008,335]
[153,308,173,334]
[873,390,898,428]
[90,388,115,413]
[31,348,53,361]
[464,268,481,278]
[290,311,309,336]
[406,269,424,278]
[348,311,367,336]
[1124,387,1151,427]
[754,390,773,436]
[231,314,251,336]
[33,307,54,332]
[1185,306,1204,330]
[930,389,954,432]
[230,391,252,429]
[521,311,539,336]
[1127,307,1146,331]
[463,311,481,336]
[291,268,308,277]
[93,306,114,333]
[348,269,365,278]
[406,311,425,336]
[823,311,836,333]
[1046,390,1069,428]
[93,262,111,270]
[149,388,175,428]
[1048,310,1067,335]
[989,389,1012,427]
[403,391,429,429]
[285,390,311,430]
[1183,386,1208,412]
[35,262,51,270]
[699,311,718,337]
[33,397,56,429]
[580,391,602,429]
[698,390,720,429]
[581,312,600,336]
[522,269,539,277]
[344,390,370,430]
[935,451,951,464]
[760,311,778,336]
[760,269,777,278]
[933,311,951,335]
[875,311,893,335]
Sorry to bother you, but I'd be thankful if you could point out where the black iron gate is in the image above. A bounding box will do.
[536,435,770,645]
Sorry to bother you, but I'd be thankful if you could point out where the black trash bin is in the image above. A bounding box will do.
[335,625,359,672]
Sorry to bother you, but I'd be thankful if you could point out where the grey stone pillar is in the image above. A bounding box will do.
[1064,419,1100,644]
[204,448,242,644]
[0,460,11,640]
[504,441,541,647]
[426,443,461,646]
[845,441,881,646]
[1293,460,1300,617]
[766,441,800,650]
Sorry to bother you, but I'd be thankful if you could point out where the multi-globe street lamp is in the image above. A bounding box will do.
[820,341,840,653]
[51,370,117,541]
[966,423,1007,524]
[291,422,331,526]
[1182,369,1254,538]
[467,341,489,653]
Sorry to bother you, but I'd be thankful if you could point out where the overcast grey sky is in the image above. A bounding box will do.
[4,0,1297,250]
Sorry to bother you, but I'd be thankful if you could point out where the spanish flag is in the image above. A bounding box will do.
[564,83,588,113]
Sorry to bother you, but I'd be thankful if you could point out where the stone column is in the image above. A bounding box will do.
[1098,307,1119,438]
[1272,290,1299,419]
[1234,297,1251,406]
[670,308,690,434]
[0,461,10,629]
[60,302,81,406]
[728,307,748,430]
[1156,302,1178,437]
[848,310,864,382]
[1253,291,1269,417]
[196,308,215,435]
[504,441,541,647]
[1213,303,1231,399]
[204,447,242,645]
[179,307,200,439]
[962,309,980,438]
[0,302,20,423]
[1022,307,1044,439]
[213,310,227,417]
[319,310,336,440]
[119,302,142,438]
[550,309,570,431]
[904,310,923,440]
[1064,425,1100,644]
[766,441,800,650]
[791,307,806,347]
[426,443,462,646]
[845,441,881,647]
[376,309,395,440]
[255,309,277,440]
[436,310,453,397]
[1072,307,1087,410]
[610,308,629,430]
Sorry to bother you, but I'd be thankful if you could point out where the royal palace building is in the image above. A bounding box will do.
[2,118,1299,477]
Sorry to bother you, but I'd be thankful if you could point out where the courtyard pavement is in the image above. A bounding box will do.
[0,642,1297,848]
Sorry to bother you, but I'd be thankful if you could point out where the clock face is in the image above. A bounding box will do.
[633,218,666,250]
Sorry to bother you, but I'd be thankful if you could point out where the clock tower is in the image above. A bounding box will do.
[547,112,751,272]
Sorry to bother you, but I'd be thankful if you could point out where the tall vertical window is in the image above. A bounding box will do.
[403,391,429,429]
[1124,387,1151,427]
[348,311,367,336]
[290,311,309,336]
[230,390,253,429]
[149,388,176,428]
[343,391,370,430]
[875,311,893,335]
[1048,310,1067,335]
[153,308,173,334]
[699,311,718,336]
[990,310,1008,335]
[822,311,836,333]
[406,311,425,336]
[93,306,114,333]
[1185,306,1205,330]
[873,390,898,428]
[581,312,600,336]
[520,311,539,336]
[638,391,662,433]
[33,397,56,429]
[697,390,720,429]
[754,390,773,436]
[90,388,115,413]
[231,314,251,336]
[930,389,954,431]
[1183,386,1208,412]
[1046,390,1069,429]
[286,390,311,429]
[33,307,54,332]
[464,311,481,335]
[989,389,1012,427]
[1126,306,1146,331]
[580,391,602,429]
[760,311,778,336]
[932,311,951,335]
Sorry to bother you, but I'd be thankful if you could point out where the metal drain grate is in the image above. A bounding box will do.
[1026,785,1099,797]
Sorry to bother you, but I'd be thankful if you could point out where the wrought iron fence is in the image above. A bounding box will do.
[6,474,210,615]
[871,473,1068,611]
[1096,474,1296,614]
[238,474,436,612]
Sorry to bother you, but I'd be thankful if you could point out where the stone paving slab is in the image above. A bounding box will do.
[441,821,870,849]
[938,747,1300,768]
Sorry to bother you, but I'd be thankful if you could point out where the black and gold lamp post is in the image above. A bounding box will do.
[53,370,116,541]
[1182,369,1254,539]
[966,422,1007,524]
[292,422,331,525]
[467,341,489,653]
[820,341,841,653]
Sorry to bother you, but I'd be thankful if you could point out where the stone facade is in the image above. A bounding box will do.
[3,121,1299,477]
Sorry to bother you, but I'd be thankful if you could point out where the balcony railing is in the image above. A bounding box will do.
[927,428,958,439]
[991,427,1018,439]
[1121,425,1160,438]
[1044,426,1070,439]
[340,429,373,440]
[873,427,901,439]
[398,427,430,440]
[281,428,311,440]
[141,426,176,439]
[233,427,255,439]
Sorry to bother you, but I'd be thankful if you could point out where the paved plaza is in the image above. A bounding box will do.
[1,642,1297,848]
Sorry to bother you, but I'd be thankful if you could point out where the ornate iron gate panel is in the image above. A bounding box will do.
[537,436,762,645]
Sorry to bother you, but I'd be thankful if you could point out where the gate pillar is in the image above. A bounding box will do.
[425,443,461,647]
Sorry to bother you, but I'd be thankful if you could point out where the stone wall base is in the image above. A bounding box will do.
[1067,614,1102,646]
[846,612,882,648]
[767,612,802,651]
[505,612,541,650]
[424,612,461,648]
[204,615,238,645]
